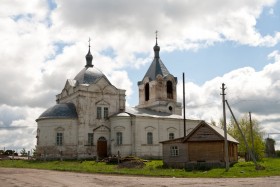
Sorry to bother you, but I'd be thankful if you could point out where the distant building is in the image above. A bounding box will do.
[36,38,201,160]
[265,138,276,157]
[161,121,238,169]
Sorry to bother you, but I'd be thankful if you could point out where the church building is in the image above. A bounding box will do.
[36,37,201,160]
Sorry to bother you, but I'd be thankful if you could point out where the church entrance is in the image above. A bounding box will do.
[97,136,107,158]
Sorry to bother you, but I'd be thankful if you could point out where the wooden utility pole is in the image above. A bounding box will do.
[221,83,229,171]
[183,73,186,137]
[249,112,255,158]
[226,100,258,166]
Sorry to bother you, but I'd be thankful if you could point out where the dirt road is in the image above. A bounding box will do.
[0,168,280,187]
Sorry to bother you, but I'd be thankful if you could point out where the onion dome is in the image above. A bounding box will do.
[85,43,93,68]
[153,34,160,59]
[36,103,78,121]
[73,40,110,85]
[138,32,170,84]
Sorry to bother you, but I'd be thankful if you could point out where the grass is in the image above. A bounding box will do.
[0,158,280,178]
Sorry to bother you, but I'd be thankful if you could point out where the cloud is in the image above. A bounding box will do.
[0,105,44,151]
[51,0,279,50]
[178,50,280,148]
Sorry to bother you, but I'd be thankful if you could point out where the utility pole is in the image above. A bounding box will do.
[249,112,255,158]
[226,100,258,166]
[183,73,186,137]
[221,83,229,171]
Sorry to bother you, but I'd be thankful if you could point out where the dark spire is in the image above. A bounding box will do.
[85,38,93,68]
[153,30,160,59]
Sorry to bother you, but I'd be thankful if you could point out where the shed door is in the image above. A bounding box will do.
[97,137,107,158]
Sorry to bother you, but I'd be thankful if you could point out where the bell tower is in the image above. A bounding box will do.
[137,32,182,115]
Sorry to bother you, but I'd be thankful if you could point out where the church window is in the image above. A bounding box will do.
[169,133,174,140]
[88,133,94,145]
[116,132,122,145]
[104,107,109,119]
[170,146,179,156]
[147,132,153,144]
[97,107,102,119]
[56,132,63,146]
[97,106,109,119]
[145,83,149,101]
[167,81,173,99]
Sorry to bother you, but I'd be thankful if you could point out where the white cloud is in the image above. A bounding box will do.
[0,105,44,151]
[179,50,280,148]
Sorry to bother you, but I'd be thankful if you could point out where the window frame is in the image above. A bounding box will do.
[170,146,179,157]
[96,106,109,119]
[169,133,174,140]
[56,132,63,146]
[147,132,153,145]
[97,107,102,119]
[116,132,122,145]
[104,107,109,119]
[88,133,94,146]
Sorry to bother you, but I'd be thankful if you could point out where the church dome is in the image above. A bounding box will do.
[37,103,78,121]
[74,66,105,85]
[73,41,109,85]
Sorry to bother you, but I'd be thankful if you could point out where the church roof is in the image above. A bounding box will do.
[74,66,106,85]
[124,107,185,119]
[160,121,239,144]
[139,37,172,85]
[36,103,78,121]
[143,58,170,81]
[73,41,111,85]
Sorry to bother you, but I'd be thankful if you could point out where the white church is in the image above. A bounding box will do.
[36,38,201,159]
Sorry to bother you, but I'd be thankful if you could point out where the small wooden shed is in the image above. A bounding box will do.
[160,121,238,169]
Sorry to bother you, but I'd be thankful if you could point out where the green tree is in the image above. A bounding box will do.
[20,148,27,157]
[276,150,280,157]
[227,115,265,161]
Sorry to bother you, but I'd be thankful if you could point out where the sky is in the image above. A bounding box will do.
[0,0,280,152]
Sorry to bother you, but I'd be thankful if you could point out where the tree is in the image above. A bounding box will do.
[20,148,28,157]
[227,115,265,161]
[276,150,280,157]
[4,150,15,156]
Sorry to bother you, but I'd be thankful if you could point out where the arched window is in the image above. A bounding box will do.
[167,81,173,99]
[169,133,174,140]
[145,83,149,101]
[147,132,153,144]
[116,132,122,145]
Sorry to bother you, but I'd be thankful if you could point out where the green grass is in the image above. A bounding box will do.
[0,158,280,178]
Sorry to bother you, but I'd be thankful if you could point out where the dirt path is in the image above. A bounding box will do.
[0,168,280,187]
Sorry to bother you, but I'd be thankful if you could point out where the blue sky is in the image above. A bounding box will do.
[0,0,280,152]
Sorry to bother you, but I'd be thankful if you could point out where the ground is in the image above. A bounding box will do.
[0,168,279,187]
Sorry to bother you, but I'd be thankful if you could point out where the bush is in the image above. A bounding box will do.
[276,150,280,157]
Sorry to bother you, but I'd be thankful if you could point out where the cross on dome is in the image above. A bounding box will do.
[85,37,93,68]
[88,37,91,48]
[155,30,158,45]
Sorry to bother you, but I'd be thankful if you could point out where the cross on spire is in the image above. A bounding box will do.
[85,37,93,68]
[88,37,91,49]
[155,30,158,45]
